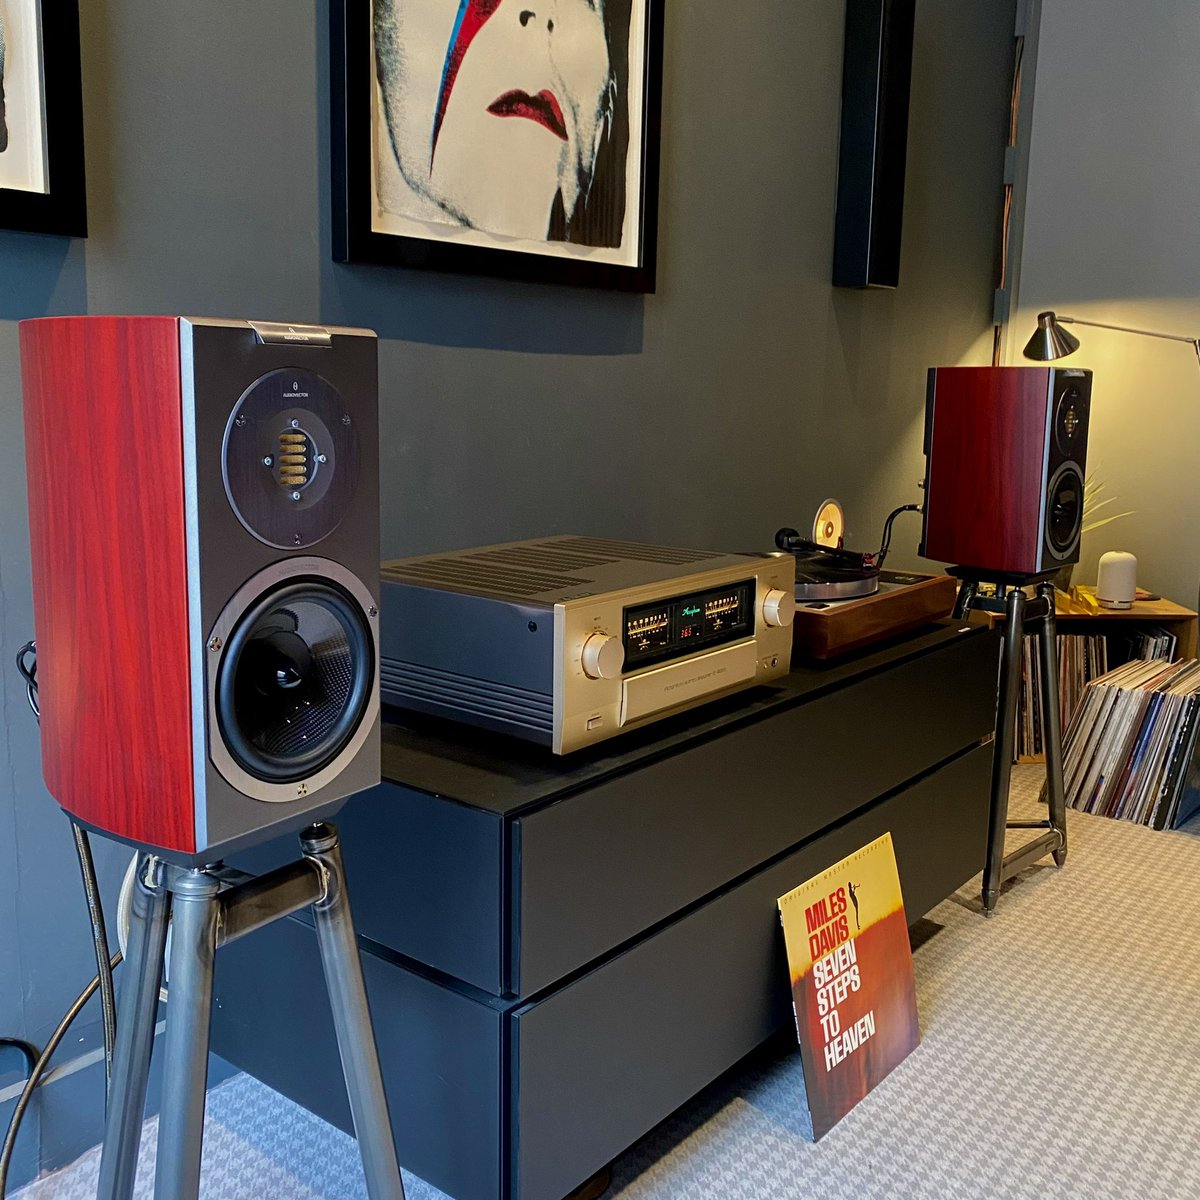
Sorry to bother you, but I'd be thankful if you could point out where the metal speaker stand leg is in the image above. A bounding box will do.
[983,587,1025,914]
[97,855,170,1200]
[96,822,404,1200]
[963,574,1069,915]
[153,870,221,1200]
[301,824,406,1200]
[1036,581,1069,867]
[952,578,979,621]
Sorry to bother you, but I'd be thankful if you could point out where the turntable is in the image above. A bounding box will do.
[776,500,956,659]
[776,498,915,600]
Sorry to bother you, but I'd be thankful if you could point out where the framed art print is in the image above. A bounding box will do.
[0,0,86,237]
[332,0,663,291]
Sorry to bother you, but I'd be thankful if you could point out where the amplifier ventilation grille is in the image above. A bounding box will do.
[390,538,726,600]
[389,560,587,599]
[381,659,553,734]
[550,537,724,565]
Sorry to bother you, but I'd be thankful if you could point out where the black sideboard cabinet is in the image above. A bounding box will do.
[212,621,998,1200]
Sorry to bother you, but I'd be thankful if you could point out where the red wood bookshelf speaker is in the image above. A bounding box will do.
[920,365,1093,576]
[20,316,380,862]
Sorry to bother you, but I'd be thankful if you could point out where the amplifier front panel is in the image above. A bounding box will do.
[553,559,795,754]
[621,642,760,726]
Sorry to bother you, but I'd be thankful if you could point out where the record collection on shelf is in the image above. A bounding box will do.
[1015,626,1181,760]
[1059,657,1200,830]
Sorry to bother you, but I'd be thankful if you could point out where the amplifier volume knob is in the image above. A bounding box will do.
[581,632,624,680]
[762,588,796,628]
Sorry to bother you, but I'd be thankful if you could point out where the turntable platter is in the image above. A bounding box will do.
[793,551,880,600]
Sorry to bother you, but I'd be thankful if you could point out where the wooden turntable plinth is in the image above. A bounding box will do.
[791,572,957,660]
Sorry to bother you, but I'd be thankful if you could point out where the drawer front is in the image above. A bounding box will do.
[514,630,996,995]
[230,779,510,994]
[336,782,508,994]
[512,742,990,1200]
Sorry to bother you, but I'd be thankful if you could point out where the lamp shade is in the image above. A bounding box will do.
[1023,311,1080,361]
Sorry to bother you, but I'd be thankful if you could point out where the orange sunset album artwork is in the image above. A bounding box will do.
[777,832,921,1139]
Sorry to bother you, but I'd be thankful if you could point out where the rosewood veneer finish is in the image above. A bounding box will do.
[21,316,196,852]
[921,365,1091,577]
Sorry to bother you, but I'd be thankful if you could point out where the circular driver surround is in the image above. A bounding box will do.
[1045,462,1084,561]
[222,368,360,550]
[207,559,379,803]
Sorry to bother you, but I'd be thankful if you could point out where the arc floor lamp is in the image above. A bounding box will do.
[1023,310,1200,369]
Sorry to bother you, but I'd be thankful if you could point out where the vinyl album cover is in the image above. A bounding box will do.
[777,832,921,1140]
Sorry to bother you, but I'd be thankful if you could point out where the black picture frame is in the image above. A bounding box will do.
[331,0,662,292]
[0,1,87,238]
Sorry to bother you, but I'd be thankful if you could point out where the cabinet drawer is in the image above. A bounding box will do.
[512,742,990,1200]
[513,630,995,995]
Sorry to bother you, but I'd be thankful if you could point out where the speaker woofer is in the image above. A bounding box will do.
[216,579,372,784]
[1045,463,1084,560]
[206,557,379,804]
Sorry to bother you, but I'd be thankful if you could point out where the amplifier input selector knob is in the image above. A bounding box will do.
[581,632,624,680]
[762,588,796,628]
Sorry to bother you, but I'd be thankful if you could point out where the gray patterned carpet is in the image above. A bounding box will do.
[17,767,1200,1199]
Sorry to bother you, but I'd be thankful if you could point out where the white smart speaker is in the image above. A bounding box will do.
[1097,551,1137,610]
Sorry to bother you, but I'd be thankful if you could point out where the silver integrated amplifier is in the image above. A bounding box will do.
[379,536,796,753]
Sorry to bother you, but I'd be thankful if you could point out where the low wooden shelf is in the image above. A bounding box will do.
[976,593,1198,660]
[976,591,1198,763]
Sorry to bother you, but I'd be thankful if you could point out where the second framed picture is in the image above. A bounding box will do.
[332,0,663,292]
[0,0,87,237]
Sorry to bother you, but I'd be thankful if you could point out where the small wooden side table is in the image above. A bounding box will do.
[977,591,1199,659]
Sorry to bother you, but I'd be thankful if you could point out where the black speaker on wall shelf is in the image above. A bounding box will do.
[832,0,917,289]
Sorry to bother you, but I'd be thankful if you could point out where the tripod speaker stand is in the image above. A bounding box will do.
[96,823,405,1200]
[952,572,1068,915]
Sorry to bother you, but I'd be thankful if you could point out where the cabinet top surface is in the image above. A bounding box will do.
[379,621,989,817]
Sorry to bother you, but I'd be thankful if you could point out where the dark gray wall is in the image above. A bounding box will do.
[1009,0,1200,608]
[0,0,1014,1182]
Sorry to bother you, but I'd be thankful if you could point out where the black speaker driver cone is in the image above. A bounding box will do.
[1046,463,1084,558]
[216,579,374,784]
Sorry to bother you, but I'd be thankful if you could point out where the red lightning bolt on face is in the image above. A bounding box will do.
[432,0,505,164]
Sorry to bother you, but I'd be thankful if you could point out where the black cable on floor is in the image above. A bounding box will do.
[69,821,118,1101]
[4,641,122,1193]
[0,953,123,1199]
[17,642,118,1100]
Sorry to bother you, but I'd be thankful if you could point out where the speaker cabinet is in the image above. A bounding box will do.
[21,316,380,862]
[920,365,1092,576]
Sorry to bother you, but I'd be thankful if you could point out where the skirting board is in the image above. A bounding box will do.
[0,1038,236,1190]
